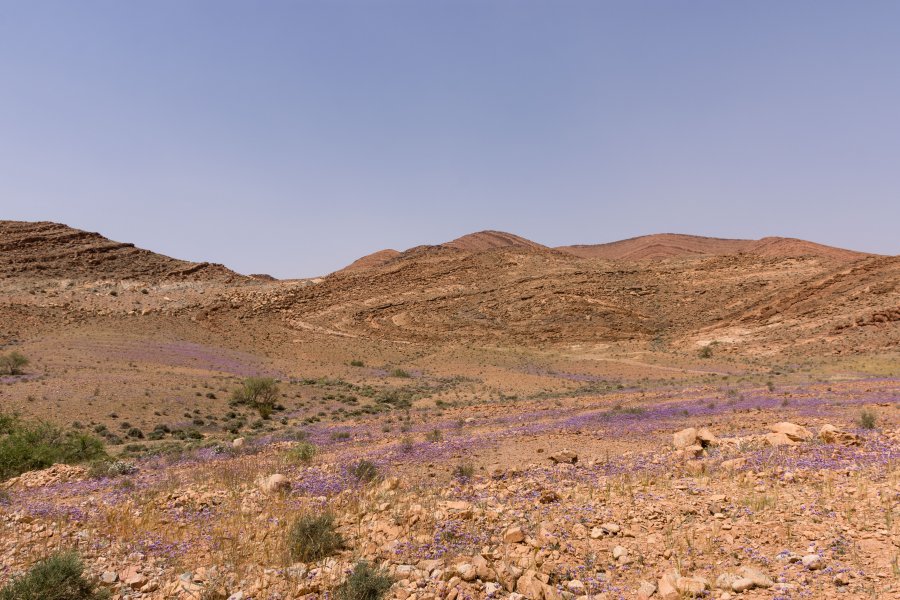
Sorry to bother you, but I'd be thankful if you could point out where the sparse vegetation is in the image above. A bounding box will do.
[350,459,379,483]
[0,413,107,482]
[858,409,877,430]
[453,462,475,480]
[0,351,28,376]
[333,561,392,600]
[425,429,443,443]
[286,442,317,464]
[231,377,279,418]
[698,345,713,359]
[0,551,108,600]
[287,513,343,562]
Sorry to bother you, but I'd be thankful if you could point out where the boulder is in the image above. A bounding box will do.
[737,566,773,588]
[673,428,698,449]
[819,424,861,446]
[259,474,291,494]
[675,576,710,597]
[764,432,797,447]
[769,422,813,442]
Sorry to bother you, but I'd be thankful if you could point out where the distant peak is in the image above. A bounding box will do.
[442,230,547,252]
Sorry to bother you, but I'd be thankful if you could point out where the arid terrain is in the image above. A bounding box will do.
[0,219,898,599]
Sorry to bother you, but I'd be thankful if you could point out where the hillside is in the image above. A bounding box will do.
[0,220,239,281]
[557,233,868,262]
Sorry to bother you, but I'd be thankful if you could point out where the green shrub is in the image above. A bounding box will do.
[287,513,343,562]
[287,442,317,464]
[349,360,365,367]
[231,377,279,418]
[334,561,392,600]
[859,409,877,430]
[0,414,107,482]
[350,460,379,483]
[0,551,108,600]
[698,345,713,359]
[0,351,28,376]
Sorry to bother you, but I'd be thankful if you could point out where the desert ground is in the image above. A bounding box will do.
[0,220,898,599]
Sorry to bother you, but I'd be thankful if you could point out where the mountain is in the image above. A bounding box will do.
[0,220,239,281]
[442,230,549,252]
[556,233,868,262]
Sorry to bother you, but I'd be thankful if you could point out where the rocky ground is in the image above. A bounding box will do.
[2,377,898,599]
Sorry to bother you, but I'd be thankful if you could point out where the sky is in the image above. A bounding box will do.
[2,1,899,278]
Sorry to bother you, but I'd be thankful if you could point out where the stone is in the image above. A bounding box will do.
[637,580,656,599]
[715,573,739,590]
[802,554,824,570]
[232,437,245,449]
[819,424,861,446]
[549,449,578,464]
[100,571,118,586]
[504,526,525,544]
[731,578,755,593]
[260,474,291,494]
[612,546,628,560]
[769,422,813,442]
[764,432,797,447]
[737,566,773,588]
[696,427,717,447]
[600,522,621,535]
[675,576,709,597]
[673,428,698,449]
[657,570,679,599]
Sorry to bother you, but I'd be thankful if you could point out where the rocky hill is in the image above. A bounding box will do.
[0,220,239,281]
[556,233,868,262]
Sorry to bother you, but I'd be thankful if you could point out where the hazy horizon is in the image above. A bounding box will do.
[3,1,900,277]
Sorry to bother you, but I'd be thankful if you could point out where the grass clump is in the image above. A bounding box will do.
[389,368,410,378]
[287,513,343,562]
[334,561,393,600]
[425,429,443,443]
[453,462,474,480]
[859,409,877,430]
[350,460,379,483]
[0,551,109,600]
[0,413,107,482]
[231,377,279,418]
[0,351,28,376]
[286,442,317,464]
[349,359,365,367]
[698,345,713,359]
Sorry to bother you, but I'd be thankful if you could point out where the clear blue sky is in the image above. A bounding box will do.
[2,1,898,277]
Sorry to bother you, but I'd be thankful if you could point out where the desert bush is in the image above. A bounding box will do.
[698,345,713,359]
[334,561,392,600]
[425,429,443,443]
[453,462,474,480]
[287,442,317,464]
[859,409,878,430]
[349,360,365,367]
[0,414,107,482]
[389,368,411,378]
[0,351,28,376]
[0,551,108,600]
[287,513,343,562]
[351,460,379,483]
[231,377,279,418]
[87,459,137,479]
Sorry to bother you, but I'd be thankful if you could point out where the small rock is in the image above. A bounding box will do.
[802,554,824,570]
[549,449,578,464]
[504,526,525,544]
